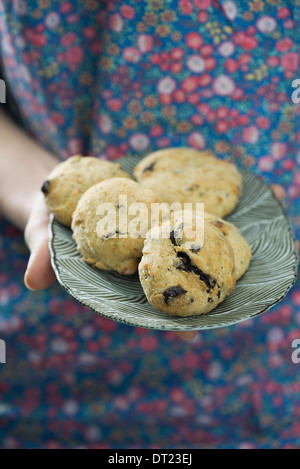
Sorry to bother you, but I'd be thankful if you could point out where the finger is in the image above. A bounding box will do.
[271,184,286,201]
[174,331,198,341]
[24,193,56,290]
[24,237,56,290]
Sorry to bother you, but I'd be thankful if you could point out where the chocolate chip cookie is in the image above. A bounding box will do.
[134,147,242,218]
[72,178,158,275]
[139,218,236,317]
[42,155,131,227]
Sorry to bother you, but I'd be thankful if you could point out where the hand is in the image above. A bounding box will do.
[24,192,56,290]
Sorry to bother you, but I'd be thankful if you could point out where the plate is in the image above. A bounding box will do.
[49,156,298,331]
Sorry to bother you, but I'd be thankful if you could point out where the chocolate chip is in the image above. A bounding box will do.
[176,251,216,293]
[217,289,221,299]
[170,231,177,246]
[143,162,155,173]
[163,285,187,305]
[177,252,192,272]
[170,223,184,247]
[208,297,213,303]
[41,180,50,195]
[211,220,224,229]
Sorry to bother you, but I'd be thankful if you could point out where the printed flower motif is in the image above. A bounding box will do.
[257,16,277,33]
[157,77,177,94]
[129,133,150,151]
[259,156,274,171]
[223,1,238,21]
[137,34,153,53]
[194,0,211,9]
[179,0,193,15]
[218,41,235,57]
[243,125,260,143]
[120,5,135,19]
[187,132,206,149]
[187,55,206,73]
[281,52,299,78]
[65,46,84,69]
[45,12,60,29]
[109,14,124,32]
[213,75,235,96]
[99,114,113,134]
[123,47,141,63]
[186,32,203,49]
[13,0,27,15]
[271,142,287,160]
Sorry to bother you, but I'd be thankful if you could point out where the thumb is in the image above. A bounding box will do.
[24,193,56,290]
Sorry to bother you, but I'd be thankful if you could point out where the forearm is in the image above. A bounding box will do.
[0,109,59,230]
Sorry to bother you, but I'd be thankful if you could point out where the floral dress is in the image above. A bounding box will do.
[0,0,299,449]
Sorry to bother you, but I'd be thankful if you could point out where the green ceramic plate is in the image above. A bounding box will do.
[49,156,298,331]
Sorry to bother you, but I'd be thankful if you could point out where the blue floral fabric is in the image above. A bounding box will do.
[0,0,299,449]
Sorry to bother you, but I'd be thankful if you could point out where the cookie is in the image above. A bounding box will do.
[139,218,236,317]
[42,155,131,227]
[172,210,252,280]
[204,212,252,280]
[134,147,242,218]
[72,178,158,275]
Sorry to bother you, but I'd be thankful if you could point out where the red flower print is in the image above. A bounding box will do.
[256,116,270,129]
[201,45,214,57]
[198,73,212,87]
[181,76,198,92]
[276,38,294,52]
[197,11,208,22]
[215,121,228,134]
[120,5,135,19]
[190,114,204,125]
[150,125,164,137]
[186,32,203,50]
[205,57,216,71]
[225,58,239,73]
[277,7,291,19]
[60,1,73,13]
[173,89,186,103]
[83,27,97,40]
[281,52,299,77]
[159,94,172,105]
[267,56,280,68]
[60,32,77,47]
[107,99,123,112]
[188,92,201,104]
[179,0,193,15]
[194,0,211,9]
[170,62,183,74]
[171,47,185,61]
[66,46,84,69]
